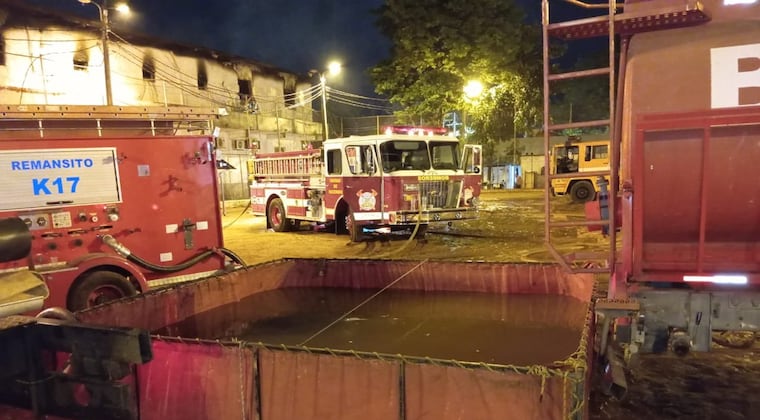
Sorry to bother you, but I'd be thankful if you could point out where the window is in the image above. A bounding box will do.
[238,79,252,101]
[345,145,376,175]
[592,144,609,159]
[326,149,342,175]
[142,57,155,81]
[238,79,257,111]
[283,79,296,106]
[379,140,429,172]
[73,52,88,71]
[0,38,4,66]
[197,62,208,90]
[585,144,609,160]
[556,145,579,173]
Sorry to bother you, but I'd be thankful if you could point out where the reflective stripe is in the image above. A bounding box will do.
[147,269,226,288]
[284,198,308,207]
[353,212,383,221]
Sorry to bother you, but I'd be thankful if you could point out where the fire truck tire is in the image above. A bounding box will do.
[570,181,595,203]
[69,271,137,311]
[268,198,291,232]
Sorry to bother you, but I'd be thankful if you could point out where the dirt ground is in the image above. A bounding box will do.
[221,189,760,420]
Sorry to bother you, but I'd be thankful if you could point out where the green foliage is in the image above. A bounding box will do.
[371,0,542,139]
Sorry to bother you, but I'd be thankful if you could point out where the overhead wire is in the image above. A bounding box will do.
[108,31,392,115]
[7,26,392,117]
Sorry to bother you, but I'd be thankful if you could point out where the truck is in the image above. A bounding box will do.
[0,105,243,311]
[542,0,760,392]
[249,127,483,241]
[549,138,610,203]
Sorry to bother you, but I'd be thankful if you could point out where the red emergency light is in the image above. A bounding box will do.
[382,125,449,136]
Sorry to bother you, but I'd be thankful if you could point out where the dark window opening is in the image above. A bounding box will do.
[73,52,88,71]
[283,79,296,107]
[0,38,5,66]
[238,79,252,101]
[142,57,155,81]
[197,63,208,90]
[238,79,256,112]
[327,149,342,175]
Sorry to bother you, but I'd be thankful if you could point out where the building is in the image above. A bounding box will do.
[0,0,323,200]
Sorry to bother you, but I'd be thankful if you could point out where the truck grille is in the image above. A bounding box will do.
[420,180,461,209]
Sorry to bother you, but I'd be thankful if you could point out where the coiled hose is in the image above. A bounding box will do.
[101,234,246,273]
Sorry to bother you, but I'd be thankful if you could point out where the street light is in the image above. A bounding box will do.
[461,80,484,139]
[312,61,341,140]
[78,0,130,106]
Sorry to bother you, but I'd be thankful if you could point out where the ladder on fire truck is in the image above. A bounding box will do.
[541,0,710,274]
[249,149,323,183]
[0,105,218,137]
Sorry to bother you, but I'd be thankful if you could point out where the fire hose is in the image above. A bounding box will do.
[100,234,246,273]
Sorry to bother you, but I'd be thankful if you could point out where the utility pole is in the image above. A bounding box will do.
[320,75,328,140]
[101,6,113,105]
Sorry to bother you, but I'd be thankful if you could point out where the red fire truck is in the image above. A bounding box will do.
[543,0,760,391]
[0,105,243,311]
[249,129,483,241]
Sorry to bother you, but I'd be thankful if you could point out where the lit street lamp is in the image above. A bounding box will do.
[461,80,484,140]
[311,61,341,140]
[78,0,130,106]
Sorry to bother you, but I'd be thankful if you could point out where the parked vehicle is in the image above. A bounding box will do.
[543,0,760,393]
[549,138,610,203]
[0,105,243,311]
[249,127,483,241]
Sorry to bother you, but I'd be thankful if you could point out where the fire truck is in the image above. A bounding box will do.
[543,0,760,392]
[0,105,243,311]
[549,138,610,203]
[249,128,483,241]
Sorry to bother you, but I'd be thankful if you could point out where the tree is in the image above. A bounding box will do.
[371,0,542,141]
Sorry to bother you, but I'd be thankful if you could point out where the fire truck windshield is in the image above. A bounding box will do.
[379,140,460,172]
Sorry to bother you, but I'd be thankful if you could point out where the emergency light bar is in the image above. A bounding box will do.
[383,125,448,136]
[683,274,748,285]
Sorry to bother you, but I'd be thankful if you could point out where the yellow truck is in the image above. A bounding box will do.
[550,139,610,203]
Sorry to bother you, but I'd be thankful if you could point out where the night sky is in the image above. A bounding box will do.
[26,0,584,96]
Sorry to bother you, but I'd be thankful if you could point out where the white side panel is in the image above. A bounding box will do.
[1,148,121,211]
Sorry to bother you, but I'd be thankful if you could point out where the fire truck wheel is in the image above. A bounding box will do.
[268,198,291,232]
[570,181,595,203]
[69,271,138,311]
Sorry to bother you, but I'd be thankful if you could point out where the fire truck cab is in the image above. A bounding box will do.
[250,131,482,241]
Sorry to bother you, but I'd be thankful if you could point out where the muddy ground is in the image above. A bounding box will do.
[221,189,760,420]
